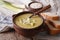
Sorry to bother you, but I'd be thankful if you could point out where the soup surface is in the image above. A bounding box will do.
[14,13,43,29]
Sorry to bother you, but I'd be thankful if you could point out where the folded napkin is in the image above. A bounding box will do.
[0,11,13,32]
[0,0,25,32]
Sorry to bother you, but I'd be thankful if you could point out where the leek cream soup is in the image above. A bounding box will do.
[14,13,43,29]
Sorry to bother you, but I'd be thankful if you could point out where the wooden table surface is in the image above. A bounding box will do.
[0,0,60,40]
[0,30,48,40]
[0,29,60,40]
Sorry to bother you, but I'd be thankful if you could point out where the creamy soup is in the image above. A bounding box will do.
[14,13,43,29]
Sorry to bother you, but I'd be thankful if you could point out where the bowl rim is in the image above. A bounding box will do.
[13,11,44,30]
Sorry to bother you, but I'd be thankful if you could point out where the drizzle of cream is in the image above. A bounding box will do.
[19,18,36,26]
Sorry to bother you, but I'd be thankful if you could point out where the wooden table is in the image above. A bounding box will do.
[0,30,48,40]
[0,29,60,40]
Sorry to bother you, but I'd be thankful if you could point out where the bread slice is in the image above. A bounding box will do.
[41,12,59,20]
[45,20,60,35]
[49,20,60,29]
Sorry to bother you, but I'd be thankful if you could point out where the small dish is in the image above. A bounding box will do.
[25,1,43,12]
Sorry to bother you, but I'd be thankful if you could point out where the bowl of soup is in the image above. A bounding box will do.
[13,11,44,38]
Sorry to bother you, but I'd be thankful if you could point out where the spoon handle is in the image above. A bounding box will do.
[35,5,51,14]
[29,5,51,18]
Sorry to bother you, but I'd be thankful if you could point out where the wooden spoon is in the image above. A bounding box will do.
[29,5,51,18]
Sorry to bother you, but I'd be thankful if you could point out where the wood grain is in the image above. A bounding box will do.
[0,31,17,40]
[14,32,31,40]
